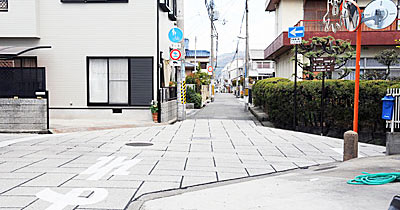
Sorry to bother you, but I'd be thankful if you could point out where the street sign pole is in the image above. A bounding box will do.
[353,27,362,133]
[289,26,304,131]
[321,71,325,136]
[294,44,298,131]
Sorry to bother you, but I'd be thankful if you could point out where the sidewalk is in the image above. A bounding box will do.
[141,155,400,210]
[0,93,388,210]
[50,119,167,134]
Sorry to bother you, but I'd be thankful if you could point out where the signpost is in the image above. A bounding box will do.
[168,27,184,43]
[289,26,304,131]
[170,49,181,61]
[311,57,335,72]
[288,26,304,38]
[168,27,185,121]
[311,57,336,135]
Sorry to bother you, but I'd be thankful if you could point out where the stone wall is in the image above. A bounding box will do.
[161,100,177,123]
[0,99,48,133]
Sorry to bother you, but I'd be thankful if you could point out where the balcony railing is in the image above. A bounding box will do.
[294,19,399,32]
[0,67,46,98]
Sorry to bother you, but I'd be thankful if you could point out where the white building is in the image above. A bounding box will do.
[0,0,181,123]
[249,49,275,80]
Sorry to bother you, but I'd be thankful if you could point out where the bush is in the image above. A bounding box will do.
[187,87,202,109]
[252,78,397,145]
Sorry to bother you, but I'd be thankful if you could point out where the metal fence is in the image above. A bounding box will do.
[0,67,46,98]
[161,87,177,102]
[386,88,400,132]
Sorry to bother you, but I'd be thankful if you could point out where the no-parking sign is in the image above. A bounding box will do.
[170,49,181,61]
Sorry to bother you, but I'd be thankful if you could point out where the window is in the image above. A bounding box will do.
[0,0,7,12]
[262,62,271,69]
[88,57,153,106]
[89,58,128,104]
[159,0,171,12]
[61,0,128,3]
[108,59,128,104]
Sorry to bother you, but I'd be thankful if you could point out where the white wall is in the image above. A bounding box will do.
[275,0,303,35]
[0,0,40,38]
[275,50,295,79]
[0,0,177,110]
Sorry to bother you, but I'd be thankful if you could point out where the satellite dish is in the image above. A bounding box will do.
[363,0,398,30]
[341,0,362,32]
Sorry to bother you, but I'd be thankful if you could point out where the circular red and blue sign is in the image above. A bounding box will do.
[170,49,182,61]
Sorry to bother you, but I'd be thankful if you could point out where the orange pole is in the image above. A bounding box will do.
[353,27,362,133]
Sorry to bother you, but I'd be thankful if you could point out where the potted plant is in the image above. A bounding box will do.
[169,81,177,87]
[150,100,158,122]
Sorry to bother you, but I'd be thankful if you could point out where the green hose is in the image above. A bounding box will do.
[347,172,400,185]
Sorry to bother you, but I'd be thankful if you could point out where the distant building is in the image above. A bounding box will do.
[184,38,210,75]
[249,49,275,80]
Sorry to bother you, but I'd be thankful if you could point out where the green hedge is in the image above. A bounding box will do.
[253,78,398,145]
[187,87,202,109]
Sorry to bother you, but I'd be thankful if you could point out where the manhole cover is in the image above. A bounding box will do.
[125,143,153,147]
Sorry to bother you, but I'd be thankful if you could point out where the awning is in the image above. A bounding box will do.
[0,46,52,59]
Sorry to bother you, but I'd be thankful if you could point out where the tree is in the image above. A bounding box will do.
[375,49,399,80]
[295,36,355,80]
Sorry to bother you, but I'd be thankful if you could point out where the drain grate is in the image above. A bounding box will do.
[125,142,153,147]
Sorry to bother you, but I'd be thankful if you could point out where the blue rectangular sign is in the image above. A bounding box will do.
[288,26,305,38]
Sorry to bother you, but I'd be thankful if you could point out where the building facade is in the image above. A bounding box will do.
[0,0,180,123]
[264,0,400,80]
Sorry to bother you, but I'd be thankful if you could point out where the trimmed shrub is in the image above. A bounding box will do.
[253,79,397,145]
[187,87,202,109]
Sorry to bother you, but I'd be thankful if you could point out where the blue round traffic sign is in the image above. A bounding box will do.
[168,27,184,43]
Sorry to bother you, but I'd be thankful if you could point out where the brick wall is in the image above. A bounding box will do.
[0,99,48,132]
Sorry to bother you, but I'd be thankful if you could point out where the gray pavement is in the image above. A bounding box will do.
[188,94,254,120]
[0,93,386,210]
[142,155,400,210]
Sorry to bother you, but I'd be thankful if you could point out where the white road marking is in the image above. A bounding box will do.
[0,135,56,148]
[36,188,108,210]
[80,156,142,180]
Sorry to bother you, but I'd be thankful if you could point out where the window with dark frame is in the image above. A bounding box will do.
[0,0,8,12]
[88,58,129,105]
[88,57,154,106]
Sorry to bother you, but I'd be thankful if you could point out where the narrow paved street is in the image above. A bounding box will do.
[188,93,254,120]
[0,94,385,210]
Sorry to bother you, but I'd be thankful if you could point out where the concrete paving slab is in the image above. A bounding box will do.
[0,93,388,210]
[141,155,400,210]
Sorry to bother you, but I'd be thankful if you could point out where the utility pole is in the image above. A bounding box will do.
[210,0,215,102]
[244,0,249,111]
[177,0,186,121]
[236,52,239,97]
[195,36,197,70]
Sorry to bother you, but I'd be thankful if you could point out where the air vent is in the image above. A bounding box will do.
[112,108,122,114]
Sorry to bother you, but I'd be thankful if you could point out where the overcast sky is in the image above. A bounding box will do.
[184,0,276,55]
